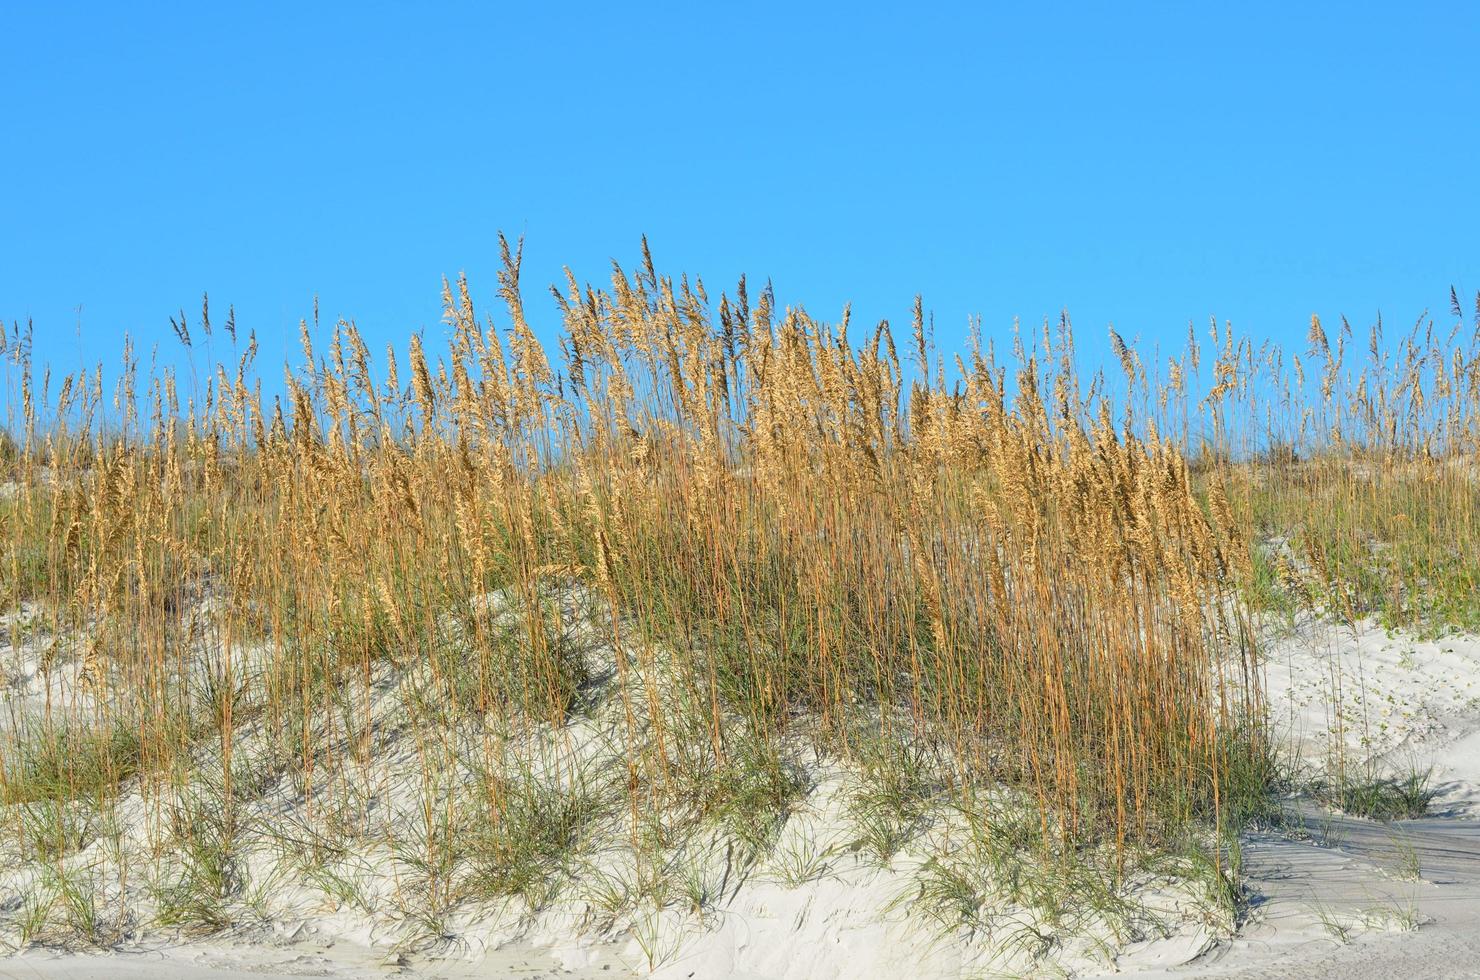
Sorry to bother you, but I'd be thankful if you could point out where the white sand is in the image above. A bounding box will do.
[3,603,1479,978]
[1111,617,1480,979]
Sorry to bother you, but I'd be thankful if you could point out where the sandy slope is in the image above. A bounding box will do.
[1111,618,1480,979]
[1260,617,1480,817]
[0,939,612,978]
[535,614,1480,979]
[4,613,1480,978]
[1112,812,1480,979]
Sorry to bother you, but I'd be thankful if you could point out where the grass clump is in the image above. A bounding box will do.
[1312,765,1438,822]
[707,740,811,857]
[1,722,143,805]
[462,768,607,909]
[845,734,942,863]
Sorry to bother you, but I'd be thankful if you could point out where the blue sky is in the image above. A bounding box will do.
[3,2,1477,385]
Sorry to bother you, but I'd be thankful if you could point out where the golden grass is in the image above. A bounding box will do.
[0,243,1476,947]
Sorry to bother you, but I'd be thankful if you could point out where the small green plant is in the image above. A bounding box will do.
[1379,827,1423,882]
[152,780,246,933]
[845,735,940,864]
[1165,836,1243,934]
[683,731,810,861]
[631,907,683,971]
[18,881,55,946]
[767,823,839,886]
[1313,901,1353,944]
[461,766,606,910]
[910,854,990,936]
[1312,765,1437,822]
[676,858,722,920]
[15,799,96,862]
[47,862,109,945]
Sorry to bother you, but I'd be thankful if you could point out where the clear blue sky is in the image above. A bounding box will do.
[3,1,1477,384]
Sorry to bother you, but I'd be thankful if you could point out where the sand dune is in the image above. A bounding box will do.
[4,616,1478,977]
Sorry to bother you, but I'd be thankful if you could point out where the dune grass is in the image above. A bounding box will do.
[0,247,1476,962]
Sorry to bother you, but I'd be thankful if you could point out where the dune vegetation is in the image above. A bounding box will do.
[0,240,1477,973]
